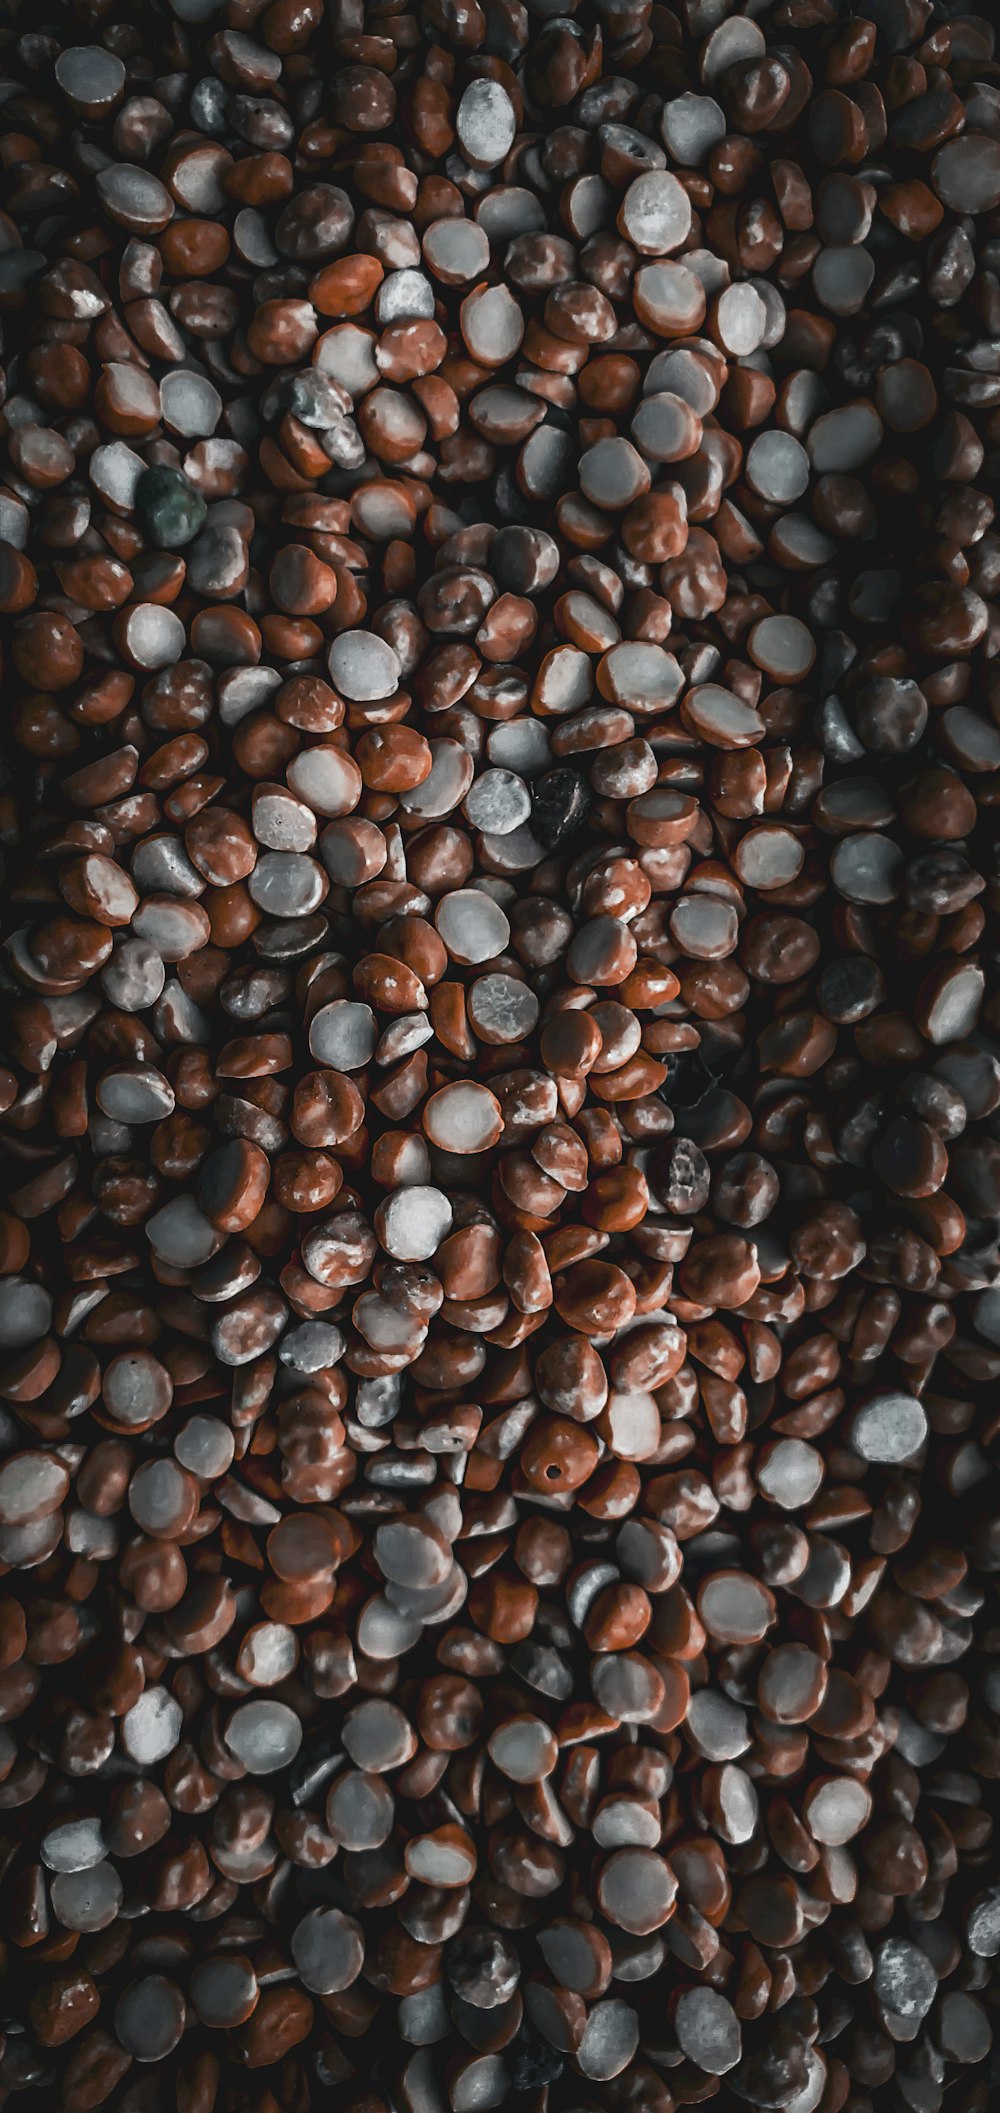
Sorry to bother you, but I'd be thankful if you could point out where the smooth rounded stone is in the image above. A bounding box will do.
[0,1514,62,1568]
[115,1977,186,2062]
[601,645,683,716]
[309,1000,378,1069]
[50,1861,124,1933]
[463,282,524,364]
[279,1320,345,1374]
[746,430,810,504]
[159,368,222,439]
[937,1992,993,2064]
[829,832,904,906]
[399,740,475,821]
[685,1688,750,1760]
[328,629,400,701]
[577,2000,639,2081]
[375,1514,452,1590]
[55,44,126,109]
[96,164,172,233]
[848,1391,927,1464]
[487,1716,558,1783]
[121,599,186,668]
[674,1989,741,2075]
[424,218,491,284]
[423,1081,504,1153]
[873,1938,937,2023]
[698,1571,775,1644]
[398,1984,450,2045]
[617,171,691,255]
[634,261,706,335]
[597,1849,677,1934]
[711,1763,759,1844]
[734,826,803,890]
[122,1687,183,1765]
[406,1825,477,1885]
[0,1450,69,1526]
[670,895,738,959]
[285,746,361,818]
[253,785,317,853]
[683,684,763,747]
[923,961,984,1044]
[660,91,726,165]
[757,1439,824,1511]
[464,769,531,836]
[644,345,720,414]
[248,851,326,917]
[130,1456,198,1537]
[239,1622,298,1687]
[468,973,540,1042]
[101,936,167,1011]
[174,1415,235,1479]
[449,2054,508,2111]
[715,282,767,354]
[41,1817,107,1873]
[813,245,875,315]
[325,1767,395,1848]
[0,1277,52,1347]
[146,1195,223,1268]
[357,1594,423,1661]
[749,614,815,681]
[387,1573,462,1631]
[136,466,208,548]
[804,1776,872,1846]
[488,718,551,777]
[342,1697,416,1772]
[95,1064,175,1124]
[376,1185,452,1262]
[225,1700,303,1774]
[933,135,1000,214]
[701,12,764,80]
[973,1287,1000,1350]
[104,1351,173,1429]
[536,1919,610,1995]
[456,79,516,168]
[967,1888,1000,1957]
[435,888,510,964]
[480,819,549,871]
[630,392,702,463]
[132,834,204,897]
[770,516,835,567]
[808,400,883,471]
[190,1957,259,2030]
[292,1907,365,1994]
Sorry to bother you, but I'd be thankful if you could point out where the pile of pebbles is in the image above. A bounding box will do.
[0,0,999,2106]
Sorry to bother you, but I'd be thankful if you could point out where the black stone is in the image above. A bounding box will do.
[818,956,885,1025]
[529,768,591,851]
[446,1928,520,2009]
[661,1050,719,1110]
[733,2027,811,2107]
[509,2027,564,2091]
[648,1136,711,1215]
[288,1731,343,1806]
[136,467,208,551]
[510,1640,574,1701]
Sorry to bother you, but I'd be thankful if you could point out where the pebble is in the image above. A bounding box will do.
[0,3,997,2109]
